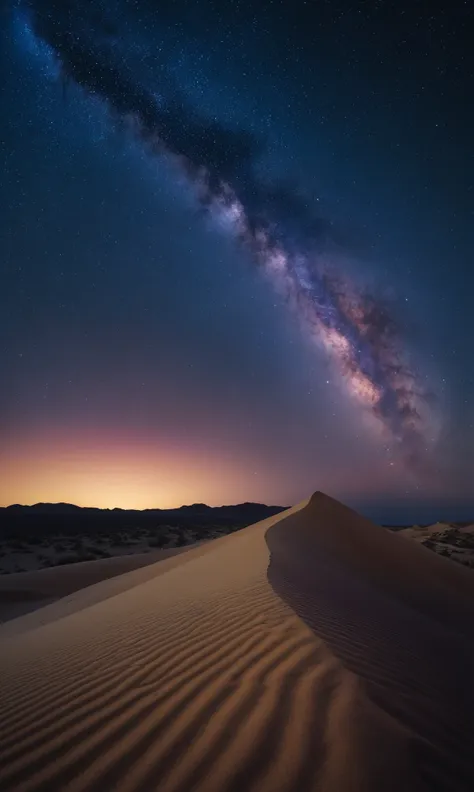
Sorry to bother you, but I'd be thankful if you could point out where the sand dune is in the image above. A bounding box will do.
[0,493,473,792]
[0,545,203,626]
[400,522,456,539]
[459,523,474,533]
[399,521,474,568]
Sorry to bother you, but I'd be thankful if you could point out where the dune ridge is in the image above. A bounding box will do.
[0,493,473,791]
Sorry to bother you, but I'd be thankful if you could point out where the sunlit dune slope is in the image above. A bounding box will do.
[0,492,473,792]
[0,545,202,627]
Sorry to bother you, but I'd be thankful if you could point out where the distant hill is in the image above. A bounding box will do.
[7,503,85,514]
[0,501,288,538]
[3,501,285,516]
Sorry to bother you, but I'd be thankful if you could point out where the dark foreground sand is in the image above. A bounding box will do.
[0,492,473,792]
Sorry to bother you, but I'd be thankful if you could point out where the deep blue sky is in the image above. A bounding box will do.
[1,0,472,521]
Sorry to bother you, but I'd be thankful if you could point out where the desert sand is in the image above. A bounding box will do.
[0,545,203,625]
[0,492,473,792]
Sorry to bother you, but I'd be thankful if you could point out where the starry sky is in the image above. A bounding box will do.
[1,0,472,521]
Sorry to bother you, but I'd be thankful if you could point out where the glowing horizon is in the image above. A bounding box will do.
[0,426,406,511]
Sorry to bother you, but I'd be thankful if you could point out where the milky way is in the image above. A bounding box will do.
[20,0,434,463]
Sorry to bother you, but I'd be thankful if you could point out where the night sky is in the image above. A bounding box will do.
[1,0,472,521]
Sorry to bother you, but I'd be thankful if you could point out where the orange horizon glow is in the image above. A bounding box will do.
[0,442,276,511]
[0,425,402,510]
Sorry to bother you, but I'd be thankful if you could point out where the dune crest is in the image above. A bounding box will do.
[0,493,473,791]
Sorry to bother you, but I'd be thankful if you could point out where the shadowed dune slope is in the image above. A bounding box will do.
[267,492,474,791]
[269,492,474,626]
[0,493,473,792]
